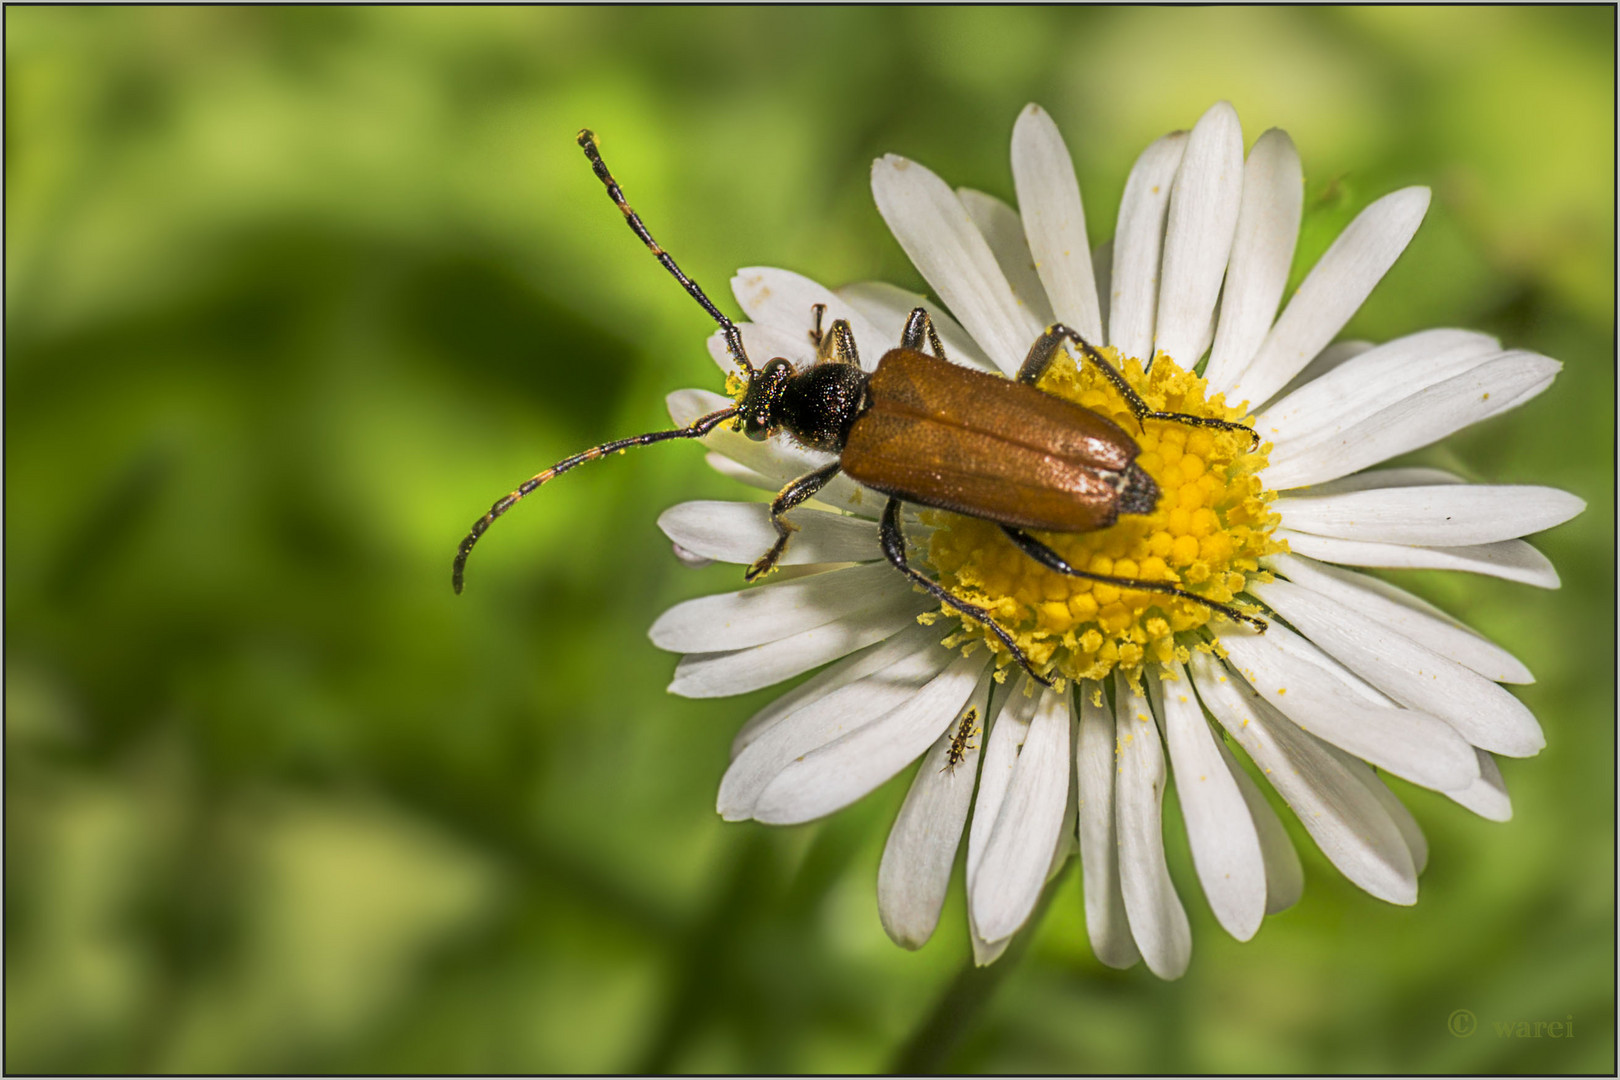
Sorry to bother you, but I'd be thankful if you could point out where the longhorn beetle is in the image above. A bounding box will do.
[453,130,1267,686]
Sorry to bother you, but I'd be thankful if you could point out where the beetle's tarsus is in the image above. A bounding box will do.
[748,462,843,581]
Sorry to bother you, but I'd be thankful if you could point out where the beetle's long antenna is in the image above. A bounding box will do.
[453,405,738,593]
[577,129,753,377]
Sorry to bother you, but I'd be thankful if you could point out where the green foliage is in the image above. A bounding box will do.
[6,6,1612,1073]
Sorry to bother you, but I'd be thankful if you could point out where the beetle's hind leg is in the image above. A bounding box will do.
[900,308,950,361]
[880,499,1053,687]
[1000,525,1268,633]
[1020,325,1259,448]
[746,462,843,581]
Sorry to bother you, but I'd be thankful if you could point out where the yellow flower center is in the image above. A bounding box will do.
[923,347,1282,685]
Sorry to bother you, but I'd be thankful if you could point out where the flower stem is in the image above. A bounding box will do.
[887,881,1062,1072]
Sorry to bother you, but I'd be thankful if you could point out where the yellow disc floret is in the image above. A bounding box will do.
[923,346,1283,686]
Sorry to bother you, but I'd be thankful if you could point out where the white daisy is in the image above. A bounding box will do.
[651,102,1584,978]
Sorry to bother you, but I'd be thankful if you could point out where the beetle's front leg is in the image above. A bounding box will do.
[900,308,949,362]
[1021,325,1259,448]
[745,462,843,581]
[879,498,1052,687]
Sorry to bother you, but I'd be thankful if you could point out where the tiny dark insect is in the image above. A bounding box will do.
[940,708,981,775]
[453,130,1268,685]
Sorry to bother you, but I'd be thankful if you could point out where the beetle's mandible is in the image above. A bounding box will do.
[452,129,1267,685]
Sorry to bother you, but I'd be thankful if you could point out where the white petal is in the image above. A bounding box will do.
[1047,712,1081,879]
[1256,329,1499,455]
[1108,131,1188,363]
[753,652,986,824]
[966,682,1039,886]
[1248,579,1544,757]
[1316,741,1430,874]
[1299,466,1466,497]
[1225,186,1431,408]
[965,681,1038,968]
[1213,737,1304,914]
[670,540,713,569]
[1113,673,1191,980]
[650,561,910,653]
[1261,351,1561,491]
[872,154,1041,374]
[704,450,772,490]
[657,501,886,569]
[1444,749,1513,822]
[668,386,738,422]
[728,621,944,760]
[1216,623,1480,791]
[1270,339,1376,403]
[877,670,995,948]
[969,685,1072,942]
[1092,240,1112,344]
[970,933,1013,968]
[835,281,996,371]
[1274,485,1584,547]
[719,626,955,819]
[1010,103,1102,342]
[705,323,814,376]
[731,267,887,366]
[1274,529,1561,589]
[1233,618,1384,705]
[1075,679,1140,968]
[959,188,1055,330]
[1155,101,1244,368]
[1189,652,1418,904]
[670,593,932,698]
[1151,662,1266,941]
[1203,129,1304,391]
[1264,552,1533,684]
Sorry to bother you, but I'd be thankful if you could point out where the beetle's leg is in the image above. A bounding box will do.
[808,305,862,368]
[746,462,843,581]
[880,499,1053,687]
[1000,526,1269,633]
[1015,325,1072,387]
[900,308,950,362]
[1021,325,1259,448]
[815,318,862,368]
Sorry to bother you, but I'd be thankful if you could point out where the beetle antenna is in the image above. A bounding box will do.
[453,405,738,594]
[577,129,753,377]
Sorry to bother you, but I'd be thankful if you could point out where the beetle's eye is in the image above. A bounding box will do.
[743,413,771,441]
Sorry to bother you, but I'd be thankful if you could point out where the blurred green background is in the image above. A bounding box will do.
[6,6,1613,1074]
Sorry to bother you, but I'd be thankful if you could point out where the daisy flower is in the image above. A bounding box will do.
[651,102,1583,977]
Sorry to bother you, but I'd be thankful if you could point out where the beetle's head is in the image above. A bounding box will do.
[737,357,796,440]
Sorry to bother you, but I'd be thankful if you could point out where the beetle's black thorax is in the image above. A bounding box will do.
[780,363,870,453]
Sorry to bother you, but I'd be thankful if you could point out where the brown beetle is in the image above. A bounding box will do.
[453,130,1266,685]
